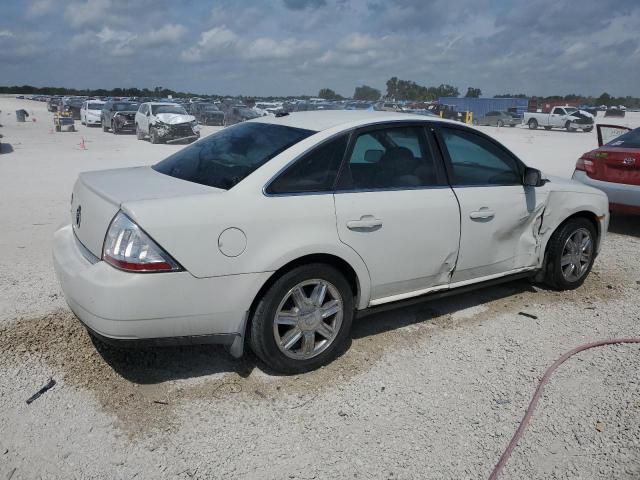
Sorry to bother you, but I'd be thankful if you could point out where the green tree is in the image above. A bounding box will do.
[318,88,343,100]
[353,85,381,101]
[465,87,482,98]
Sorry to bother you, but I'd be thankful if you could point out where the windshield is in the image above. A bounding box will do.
[152,105,187,115]
[88,103,103,110]
[565,108,578,114]
[605,127,640,148]
[113,102,138,111]
[153,122,314,190]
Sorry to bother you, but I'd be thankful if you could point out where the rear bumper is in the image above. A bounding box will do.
[52,224,271,345]
[572,170,640,211]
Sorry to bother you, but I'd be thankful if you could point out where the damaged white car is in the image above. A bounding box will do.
[135,102,200,144]
[53,111,609,373]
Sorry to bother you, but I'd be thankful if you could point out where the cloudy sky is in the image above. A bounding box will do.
[1,0,638,97]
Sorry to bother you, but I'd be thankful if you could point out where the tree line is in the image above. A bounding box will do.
[3,82,639,108]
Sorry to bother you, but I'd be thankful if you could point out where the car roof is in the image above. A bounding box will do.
[250,110,459,132]
[143,102,180,106]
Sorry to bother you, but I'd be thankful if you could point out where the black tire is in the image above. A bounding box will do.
[565,121,576,132]
[509,124,515,127]
[544,126,552,130]
[497,120,504,127]
[541,217,597,291]
[249,263,354,374]
[150,127,159,144]
[528,119,538,130]
[584,127,593,133]
[55,125,61,132]
[112,122,118,134]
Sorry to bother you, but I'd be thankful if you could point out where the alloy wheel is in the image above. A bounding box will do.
[560,228,593,282]
[273,279,343,360]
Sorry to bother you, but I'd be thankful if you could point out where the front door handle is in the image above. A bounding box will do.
[347,215,383,230]
[469,208,495,220]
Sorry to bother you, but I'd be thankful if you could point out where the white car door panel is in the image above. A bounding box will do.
[438,127,549,284]
[334,189,460,301]
[333,125,460,303]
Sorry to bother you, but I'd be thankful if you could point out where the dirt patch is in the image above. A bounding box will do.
[0,261,628,436]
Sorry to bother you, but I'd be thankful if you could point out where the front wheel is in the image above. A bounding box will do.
[542,218,597,290]
[249,264,354,373]
[528,119,538,130]
[584,126,593,133]
[150,127,160,144]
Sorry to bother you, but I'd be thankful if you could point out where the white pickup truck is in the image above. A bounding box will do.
[523,106,594,132]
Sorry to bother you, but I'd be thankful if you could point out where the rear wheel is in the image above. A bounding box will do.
[249,264,354,373]
[542,218,596,290]
[528,119,538,130]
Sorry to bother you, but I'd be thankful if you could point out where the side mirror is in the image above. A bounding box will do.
[523,167,544,187]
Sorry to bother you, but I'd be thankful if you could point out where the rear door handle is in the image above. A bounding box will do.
[469,208,495,220]
[347,215,383,230]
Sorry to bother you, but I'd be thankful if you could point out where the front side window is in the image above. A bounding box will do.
[440,128,521,186]
[153,122,314,190]
[267,135,347,194]
[338,126,438,190]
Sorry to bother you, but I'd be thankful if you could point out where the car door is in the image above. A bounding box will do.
[550,107,566,127]
[333,124,460,304]
[138,104,148,132]
[435,126,548,285]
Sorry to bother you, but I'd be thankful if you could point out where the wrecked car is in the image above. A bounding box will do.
[53,111,609,374]
[101,101,139,134]
[135,102,200,144]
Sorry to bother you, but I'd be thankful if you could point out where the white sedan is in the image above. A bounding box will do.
[53,111,609,373]
[80,100,105,126]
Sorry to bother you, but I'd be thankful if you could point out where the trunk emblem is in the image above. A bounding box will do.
[75,205,82,228]
[623,157,636,166]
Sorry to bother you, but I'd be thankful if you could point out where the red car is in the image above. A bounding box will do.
[573,124,640,214]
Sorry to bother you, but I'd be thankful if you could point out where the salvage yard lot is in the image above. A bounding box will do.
[1,97,639,479]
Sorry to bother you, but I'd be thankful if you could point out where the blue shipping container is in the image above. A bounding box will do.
[437,97,529,119]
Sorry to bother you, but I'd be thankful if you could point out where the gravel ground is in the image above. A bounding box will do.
[1,98,639,479]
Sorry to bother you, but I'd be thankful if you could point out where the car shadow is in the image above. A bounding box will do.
[0,142,14,154]
[92,337,258,384]
[352,279,535,340]
[94,279,535,385]
[608,213,640,238]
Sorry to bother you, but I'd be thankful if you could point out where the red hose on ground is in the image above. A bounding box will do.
[488,338,640,480]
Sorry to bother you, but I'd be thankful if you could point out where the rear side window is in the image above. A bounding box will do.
[605,127,640,148]
[153,122,314,190]
[440,128,521,186]
[338,126,439,190]
[267,135,347,194]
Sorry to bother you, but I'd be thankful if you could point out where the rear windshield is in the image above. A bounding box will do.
[606,127,640,148]
[153,122,314,190]
[88,103,103,110]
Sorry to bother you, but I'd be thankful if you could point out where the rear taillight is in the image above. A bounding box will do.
[575,151,596,175]
[102,212,182,273]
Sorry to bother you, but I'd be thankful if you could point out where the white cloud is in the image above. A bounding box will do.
[65,0,112,27]
[27,0,56,17]
[0,29,14,38]
[138,24,188,47]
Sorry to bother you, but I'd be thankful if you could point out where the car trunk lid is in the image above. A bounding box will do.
[590,148,640,185]
[71,166,220,257]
